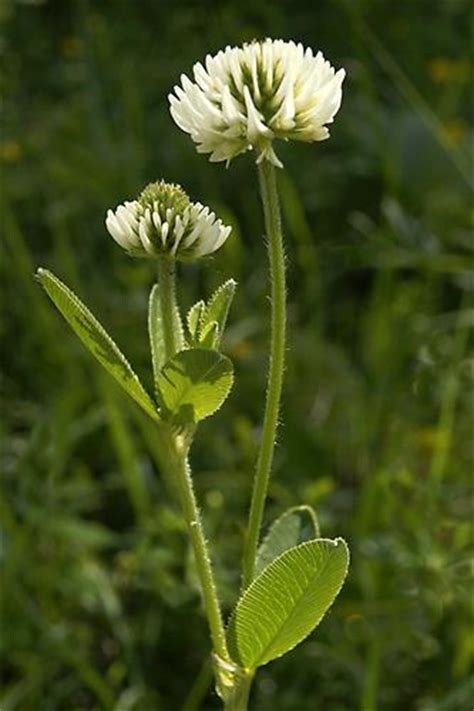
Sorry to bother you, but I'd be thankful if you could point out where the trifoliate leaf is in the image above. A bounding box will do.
[255,505,320,577]
[157,348,233,424]
[228,538,349,669]
[36,268,159,421]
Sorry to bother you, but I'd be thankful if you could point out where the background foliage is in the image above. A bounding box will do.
[1,0,472,709]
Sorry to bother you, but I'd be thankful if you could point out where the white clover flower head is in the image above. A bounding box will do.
[105,180,231,261]
[168,38,346,168]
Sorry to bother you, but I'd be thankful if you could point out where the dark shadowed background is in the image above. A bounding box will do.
[1,0,473,709]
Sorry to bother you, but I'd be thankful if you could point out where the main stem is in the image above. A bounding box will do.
[242,160,287,588]
[224,672,254,710]
[156,257,231,669]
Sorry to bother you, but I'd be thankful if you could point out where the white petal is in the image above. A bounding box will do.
[106,211,131,250]
[243,85,272,144]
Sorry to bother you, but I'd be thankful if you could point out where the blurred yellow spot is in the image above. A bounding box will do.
[346,613,364,623]
[206,489,224,509]
[59,35,83,59]
[0,140,21,162]
[443,119,467,146]
[428,58,470,83]
[414,427,449,449]
[302,476,334,504]
[230,340,254,358]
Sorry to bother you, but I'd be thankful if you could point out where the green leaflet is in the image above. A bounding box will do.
[199,321,219,349]
[228,538,349,670]
[37,269,159,421]
[187,300,206,344]
[186,279,236,349]
[255,505,320,577]
[157,347,233,424]
[202,279,236,346]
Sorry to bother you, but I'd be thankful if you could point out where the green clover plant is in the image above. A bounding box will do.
[37,38,349,710]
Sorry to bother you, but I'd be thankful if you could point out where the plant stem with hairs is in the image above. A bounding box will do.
[156,257,231,667]
[242,160,287,589]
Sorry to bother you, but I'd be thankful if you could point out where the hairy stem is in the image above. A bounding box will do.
[223,671,254,711]
[242,160,287,588]
[157,257,230,667]
[158,257,179,360]
[169,434,231,665]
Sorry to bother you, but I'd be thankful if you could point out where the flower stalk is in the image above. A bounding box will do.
[157,257,179,360]
[155,254,231,667]
[242,159,287,588]
[167,433,230,665]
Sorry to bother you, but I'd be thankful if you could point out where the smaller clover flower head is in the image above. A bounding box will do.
[168,38,345,168]
[105,180,231,261]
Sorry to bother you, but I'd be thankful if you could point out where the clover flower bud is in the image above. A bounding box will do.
[169,38,345,168]
[105,180,231,260]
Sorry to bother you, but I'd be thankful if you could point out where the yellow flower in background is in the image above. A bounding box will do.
[105,180,231,261]
[169,38,345,168]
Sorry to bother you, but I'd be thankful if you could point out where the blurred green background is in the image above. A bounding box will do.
[1,0,473,709]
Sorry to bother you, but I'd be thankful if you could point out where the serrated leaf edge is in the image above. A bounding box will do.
[203,279,236,338]
[187,300,206,341]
